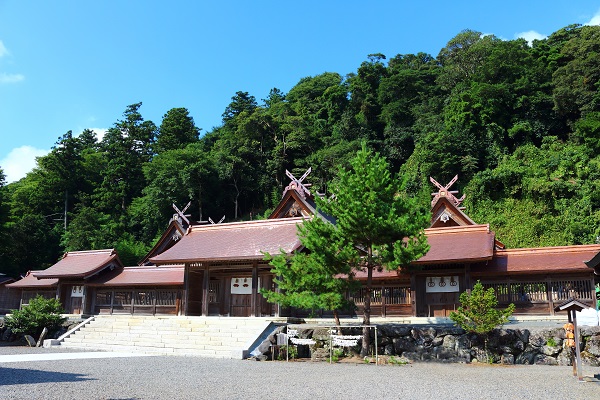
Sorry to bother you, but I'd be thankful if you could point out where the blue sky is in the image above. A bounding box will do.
[1,1,599,183]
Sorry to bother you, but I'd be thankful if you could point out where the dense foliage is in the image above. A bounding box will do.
[4,295,66,339]
[1,24,600,276]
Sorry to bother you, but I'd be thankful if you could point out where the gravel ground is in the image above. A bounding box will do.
[1,345,599,400]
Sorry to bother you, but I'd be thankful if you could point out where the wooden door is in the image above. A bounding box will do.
[230,294,251,316]
[70,297,82,314]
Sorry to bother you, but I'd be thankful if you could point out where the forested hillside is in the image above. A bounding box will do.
[1,24,599,277]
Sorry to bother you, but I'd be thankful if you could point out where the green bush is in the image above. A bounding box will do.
[5,295,66,339]
[450,281,515,334]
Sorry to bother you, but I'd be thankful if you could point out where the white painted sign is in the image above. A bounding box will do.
[231,277,252,294]
[287,329,316,345]
[290,338,316,345]
[331,335,362,347]
[425,276,460,293]
[71,285,84,298]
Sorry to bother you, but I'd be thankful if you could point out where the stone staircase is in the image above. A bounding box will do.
[59,315,276,358]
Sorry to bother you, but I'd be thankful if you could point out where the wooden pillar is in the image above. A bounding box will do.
[183,263,190,316]
[81,285,87,315]
[572,310,583,380]
[410,274,417,317]
[464,264,471,292]
[251,262,258,317]
[546,277,554,316]
[274,274,281,317]
[202,265,210,316]
[381,285,386,317]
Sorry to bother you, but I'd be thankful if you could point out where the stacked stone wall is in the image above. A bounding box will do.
[279,324,600,366]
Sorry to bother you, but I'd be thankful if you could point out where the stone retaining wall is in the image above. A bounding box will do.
[277,324,600,366]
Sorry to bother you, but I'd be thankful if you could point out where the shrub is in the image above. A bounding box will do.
[450,281,515,334]
[5,295,66,339]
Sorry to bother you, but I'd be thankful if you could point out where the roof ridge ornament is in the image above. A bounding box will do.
[208,216,225,224]
[430,175,466,209]
[283,167,313,199]
[172,202,191,227]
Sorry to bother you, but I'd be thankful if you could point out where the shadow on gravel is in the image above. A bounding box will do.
[0,367,94,385]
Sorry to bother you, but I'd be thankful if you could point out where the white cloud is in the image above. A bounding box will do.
[88,128,107,142]
[0,72,24,84]
[0,40,8,57]
[515,30,547,45]
[0,146,49,183]
[0,40,24,84]
[584,9,600,26]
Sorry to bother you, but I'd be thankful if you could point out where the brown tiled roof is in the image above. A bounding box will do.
[6,271,58,288]
[150,217,304,264]
[33,249,123,279]
[414,224,495,264]
[344,225,495,280]
[86,265,184,287]
[0,274,14,285]
[474,245,600,275]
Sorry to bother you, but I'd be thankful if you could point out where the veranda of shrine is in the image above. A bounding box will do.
[4,170,600,319]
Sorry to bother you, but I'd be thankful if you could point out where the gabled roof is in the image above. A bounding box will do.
[584,249,600,275]
[33,249,123,280]
[6,271,58,289]
[138,219,187,265]
[86,265,184,287]
[430,196,476,228]
[554,298,590,312]
[473,245,600,276]
[150,217,304,264]
[415,224,496,264]
[269,188,317,219]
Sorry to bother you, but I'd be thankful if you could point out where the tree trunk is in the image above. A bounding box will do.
[361,259,373,357]
[198,182,203,222]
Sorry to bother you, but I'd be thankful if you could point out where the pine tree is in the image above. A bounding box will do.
[264,143,430,355]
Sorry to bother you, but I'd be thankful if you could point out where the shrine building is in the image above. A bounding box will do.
[6,171,600,319]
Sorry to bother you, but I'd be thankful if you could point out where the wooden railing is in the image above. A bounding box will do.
[350,286,411,306]
[481,279,594,303]
[94,288,179,315]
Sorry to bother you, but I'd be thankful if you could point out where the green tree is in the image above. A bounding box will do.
[450,281,515,335]
[221,91,257,124]
[552,25,600,124]
[267,143,430,355]
[155,107,200,153]
[96,102,156,215]
[130,143,216,242]
[262,216,358,327]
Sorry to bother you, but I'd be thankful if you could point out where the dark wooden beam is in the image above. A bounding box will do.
[251,261,258,317]
[202,265,210,316]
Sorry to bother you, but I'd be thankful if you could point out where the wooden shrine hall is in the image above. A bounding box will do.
[6,170,600,318]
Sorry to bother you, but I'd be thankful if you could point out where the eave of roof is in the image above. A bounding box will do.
[150,217,305,264]
[86,265,185,287]
[33,249,123,279]
[473,244,600,275]
[6,271,58,289]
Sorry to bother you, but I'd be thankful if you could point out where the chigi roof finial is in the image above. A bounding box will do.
[430,175,466,210]
[283,167,313,199]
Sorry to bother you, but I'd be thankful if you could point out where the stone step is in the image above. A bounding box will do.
[58,316,271,358]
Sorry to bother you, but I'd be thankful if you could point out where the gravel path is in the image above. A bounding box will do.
[1,346,599,400]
